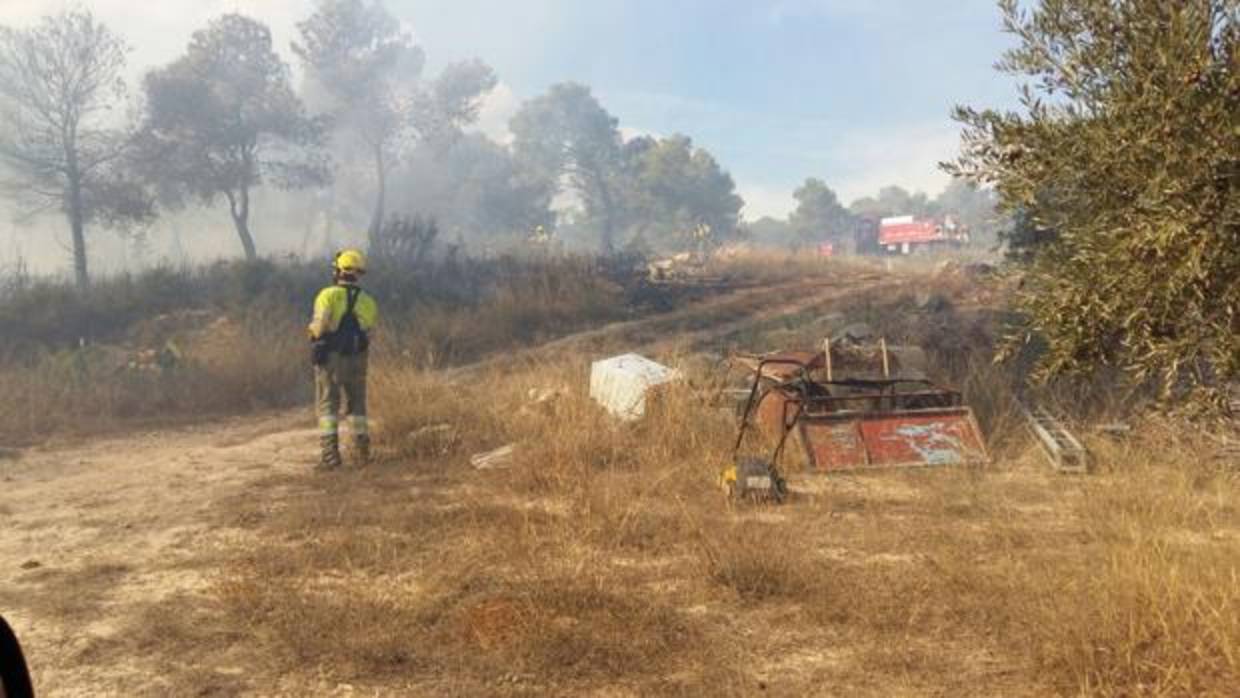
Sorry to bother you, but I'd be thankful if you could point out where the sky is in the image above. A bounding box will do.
[0,0,1021,222]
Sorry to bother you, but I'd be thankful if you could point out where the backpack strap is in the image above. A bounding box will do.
[338,287,370,355]
[344,286,360,316]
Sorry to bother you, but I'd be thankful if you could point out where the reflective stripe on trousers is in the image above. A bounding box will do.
[315,351,369,435]
[319,416,367,436]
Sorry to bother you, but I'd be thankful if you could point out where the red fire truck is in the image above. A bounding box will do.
[873,215,969,254]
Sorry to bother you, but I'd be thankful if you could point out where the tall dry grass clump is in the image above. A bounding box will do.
[1016,422,1240,696]
[210,356,763,693]
[0,317,306,443]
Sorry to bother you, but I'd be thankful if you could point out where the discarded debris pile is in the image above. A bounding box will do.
[720,456,788,503]
[728,339,990,481]
[578,344,987,506]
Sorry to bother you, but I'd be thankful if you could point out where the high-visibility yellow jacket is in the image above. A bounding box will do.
[308,284,379,340]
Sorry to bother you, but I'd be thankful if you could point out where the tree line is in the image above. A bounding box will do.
[749,178,1002,250]
[0,1,997,288]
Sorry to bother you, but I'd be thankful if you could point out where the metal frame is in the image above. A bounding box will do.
[732,352,990,473]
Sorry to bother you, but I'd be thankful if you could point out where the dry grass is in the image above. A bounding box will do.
[1022,428,1240,696]
[0,317,307,444]
[2,561,133,622]
[13,254,1238,695]
[0,255,638,445]
[190,329,1239,695]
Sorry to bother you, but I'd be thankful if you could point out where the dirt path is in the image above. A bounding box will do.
[444,273,887,378]
[0,273,893,697]
[0,412,313,696]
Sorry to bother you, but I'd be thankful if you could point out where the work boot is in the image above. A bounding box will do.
[318,434,342,470]
[354,434,371,467]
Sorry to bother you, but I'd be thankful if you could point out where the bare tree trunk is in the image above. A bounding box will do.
[226,187,258,261]
[68,214,87,287]
[67,176,88,289]
[62,131,89,288]
[367,143,387,254]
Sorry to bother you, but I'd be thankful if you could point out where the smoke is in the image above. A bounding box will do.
[0,1,310,80]
[0,1,1014,277]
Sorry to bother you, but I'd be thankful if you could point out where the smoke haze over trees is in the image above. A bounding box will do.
[0,9,153,287]
[139,13,330,262]
[789,178,851,248]
[0,0,1006,283]
[293,0,497,253]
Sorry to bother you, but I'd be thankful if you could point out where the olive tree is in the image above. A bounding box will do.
[947,0,1239,407]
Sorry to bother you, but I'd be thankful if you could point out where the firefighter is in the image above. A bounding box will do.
[308,249,379,470]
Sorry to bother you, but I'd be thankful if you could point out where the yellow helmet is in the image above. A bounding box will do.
[333,249,367,274]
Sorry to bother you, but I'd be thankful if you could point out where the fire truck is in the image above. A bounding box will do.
[855,215,970,255]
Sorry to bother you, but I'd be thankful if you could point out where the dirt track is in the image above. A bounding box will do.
[0,274,895,697]
[0,413,312,696]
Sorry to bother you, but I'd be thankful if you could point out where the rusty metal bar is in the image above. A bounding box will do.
[771,397,807,468]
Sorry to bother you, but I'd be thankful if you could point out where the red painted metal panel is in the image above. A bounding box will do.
[801,409,988,472]
[859,411,988,467]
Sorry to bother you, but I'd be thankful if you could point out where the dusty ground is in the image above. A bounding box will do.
[0,413,313,696]
[6,426,1060,697]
